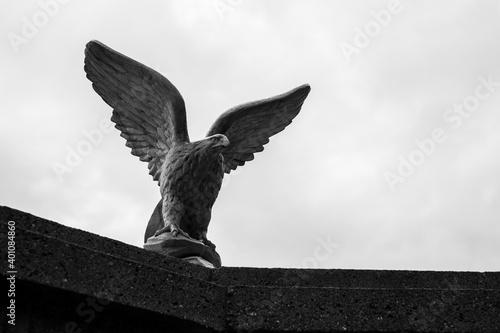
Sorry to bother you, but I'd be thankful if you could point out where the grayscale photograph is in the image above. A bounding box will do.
[1,1,499,332]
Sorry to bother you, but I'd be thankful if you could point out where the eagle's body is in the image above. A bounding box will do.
[156,137,227,244]
[84,40,310,249]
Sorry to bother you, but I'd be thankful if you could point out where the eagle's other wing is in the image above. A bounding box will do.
[84,40,189,183]
[206,84,310,173]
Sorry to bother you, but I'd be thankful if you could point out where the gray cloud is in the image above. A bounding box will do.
[1,0,498,270]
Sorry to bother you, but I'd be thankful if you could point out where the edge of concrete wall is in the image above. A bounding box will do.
[1,205,499,332]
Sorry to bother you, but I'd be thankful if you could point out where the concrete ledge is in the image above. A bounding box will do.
[1,205,499,332]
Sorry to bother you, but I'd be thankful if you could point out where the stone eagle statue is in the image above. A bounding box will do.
[84,40,310,251]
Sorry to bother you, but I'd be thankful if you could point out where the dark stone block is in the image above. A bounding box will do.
[1,205,499,332]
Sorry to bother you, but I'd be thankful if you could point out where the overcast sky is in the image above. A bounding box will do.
[1,0,499,271]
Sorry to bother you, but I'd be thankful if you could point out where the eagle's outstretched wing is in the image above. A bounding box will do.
[84,40,189,183]
[206,84,310,173]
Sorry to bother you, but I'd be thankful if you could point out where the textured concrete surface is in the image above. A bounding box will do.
[1,205,499,332]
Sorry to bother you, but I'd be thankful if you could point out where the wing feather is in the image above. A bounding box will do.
[207,84,310,173]
[84,40,190,183]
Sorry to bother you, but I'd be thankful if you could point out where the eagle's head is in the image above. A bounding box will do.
[207,134,230,152]
[192,134,229,156]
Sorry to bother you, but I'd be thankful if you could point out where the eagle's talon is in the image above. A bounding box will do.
[177,229,190,238]
[153,225,169,237]
[156,224,190,239]
[153,224,187,238]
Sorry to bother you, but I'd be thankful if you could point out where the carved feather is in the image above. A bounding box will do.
[84,40,190,183]
[207,84,310,173]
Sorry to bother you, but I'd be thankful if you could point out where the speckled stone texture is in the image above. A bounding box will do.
[1,205,499,332]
